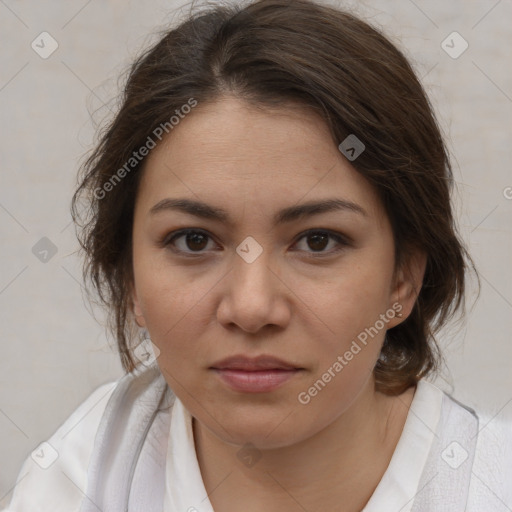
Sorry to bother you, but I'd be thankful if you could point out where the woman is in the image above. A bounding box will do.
[4,0,511,511]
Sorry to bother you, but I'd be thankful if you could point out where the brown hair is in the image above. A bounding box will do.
[71,0,477,395]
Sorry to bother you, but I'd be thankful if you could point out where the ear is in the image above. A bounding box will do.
[130,285,147,328]
[389,248,427,327]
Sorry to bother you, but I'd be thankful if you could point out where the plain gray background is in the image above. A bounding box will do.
[1,0,511,503]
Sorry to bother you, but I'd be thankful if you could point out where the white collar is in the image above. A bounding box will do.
[362,380,443,511]
[164,395,215,512]
[163,380,443,512]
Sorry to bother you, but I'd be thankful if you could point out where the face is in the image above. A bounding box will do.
[131,96,420,450]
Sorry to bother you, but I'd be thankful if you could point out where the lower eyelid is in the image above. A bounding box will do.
[163,229,350,255]
[293,233,349,256]
[163,230,215,252]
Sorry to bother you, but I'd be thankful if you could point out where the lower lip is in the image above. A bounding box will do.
[212,369,300,393]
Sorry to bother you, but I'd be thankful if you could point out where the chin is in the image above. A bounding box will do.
[200,405,313,450]
[219,425,306,451]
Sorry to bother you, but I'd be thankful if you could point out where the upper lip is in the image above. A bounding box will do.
[210,355,302,371]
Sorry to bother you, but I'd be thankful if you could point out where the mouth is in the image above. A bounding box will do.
[210,354,302,371]
[210,355,304,393]
[211,368,301,393]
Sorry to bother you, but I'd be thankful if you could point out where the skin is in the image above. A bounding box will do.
[131,96,426,511]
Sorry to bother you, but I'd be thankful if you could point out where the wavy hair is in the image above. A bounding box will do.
[71,0,478,395]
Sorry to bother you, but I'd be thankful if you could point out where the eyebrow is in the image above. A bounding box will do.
[149,197,367,225]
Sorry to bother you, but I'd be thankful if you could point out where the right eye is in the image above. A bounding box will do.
[161,229,219,255]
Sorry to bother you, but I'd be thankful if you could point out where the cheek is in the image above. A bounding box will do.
[133,261,216,371]
[294,252,395,380]
[134,243,200,322]
[293,276,390,422]
[304,255,394,335]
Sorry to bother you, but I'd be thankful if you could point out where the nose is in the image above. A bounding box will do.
[216,249,291,334]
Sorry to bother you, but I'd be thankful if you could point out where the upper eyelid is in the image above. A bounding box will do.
[164,228,350,251]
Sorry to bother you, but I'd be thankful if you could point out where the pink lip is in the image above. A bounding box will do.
[210,354,301,371]
[210,355,303,393]
[212,368,300,393]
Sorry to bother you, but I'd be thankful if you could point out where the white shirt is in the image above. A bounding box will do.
[3,378,512,511]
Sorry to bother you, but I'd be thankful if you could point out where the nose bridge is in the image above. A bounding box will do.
[232,238,275,298]
[217,238,287,333]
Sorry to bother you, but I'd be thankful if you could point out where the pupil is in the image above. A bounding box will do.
[187,233,207,250]
[309,233,328,251]
[184,232,329,252]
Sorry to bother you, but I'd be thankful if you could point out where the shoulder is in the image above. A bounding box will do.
[470,406,512,507]
[409,380,512,509]
[432,382,512,464]
[3,378,121,512]
[430,382,512,507]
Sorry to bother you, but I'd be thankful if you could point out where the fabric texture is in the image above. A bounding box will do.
[2,380,117,511]
[78,363,172,512]
[3,363,512,511]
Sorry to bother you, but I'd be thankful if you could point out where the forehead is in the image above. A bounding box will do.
[149,97,333,170]
[136,96,384,221]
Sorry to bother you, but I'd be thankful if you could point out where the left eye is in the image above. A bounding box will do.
[161,229,349,256]
[164,229,215,253]
[293,230,348,255]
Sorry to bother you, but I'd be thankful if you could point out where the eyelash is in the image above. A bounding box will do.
[159,228,351,258]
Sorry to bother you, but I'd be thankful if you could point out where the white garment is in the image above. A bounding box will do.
[3,371,512,511]
[2,380,117,511]
[164,381,442,512]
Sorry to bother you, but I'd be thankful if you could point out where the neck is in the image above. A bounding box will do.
[193,377,415,512]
